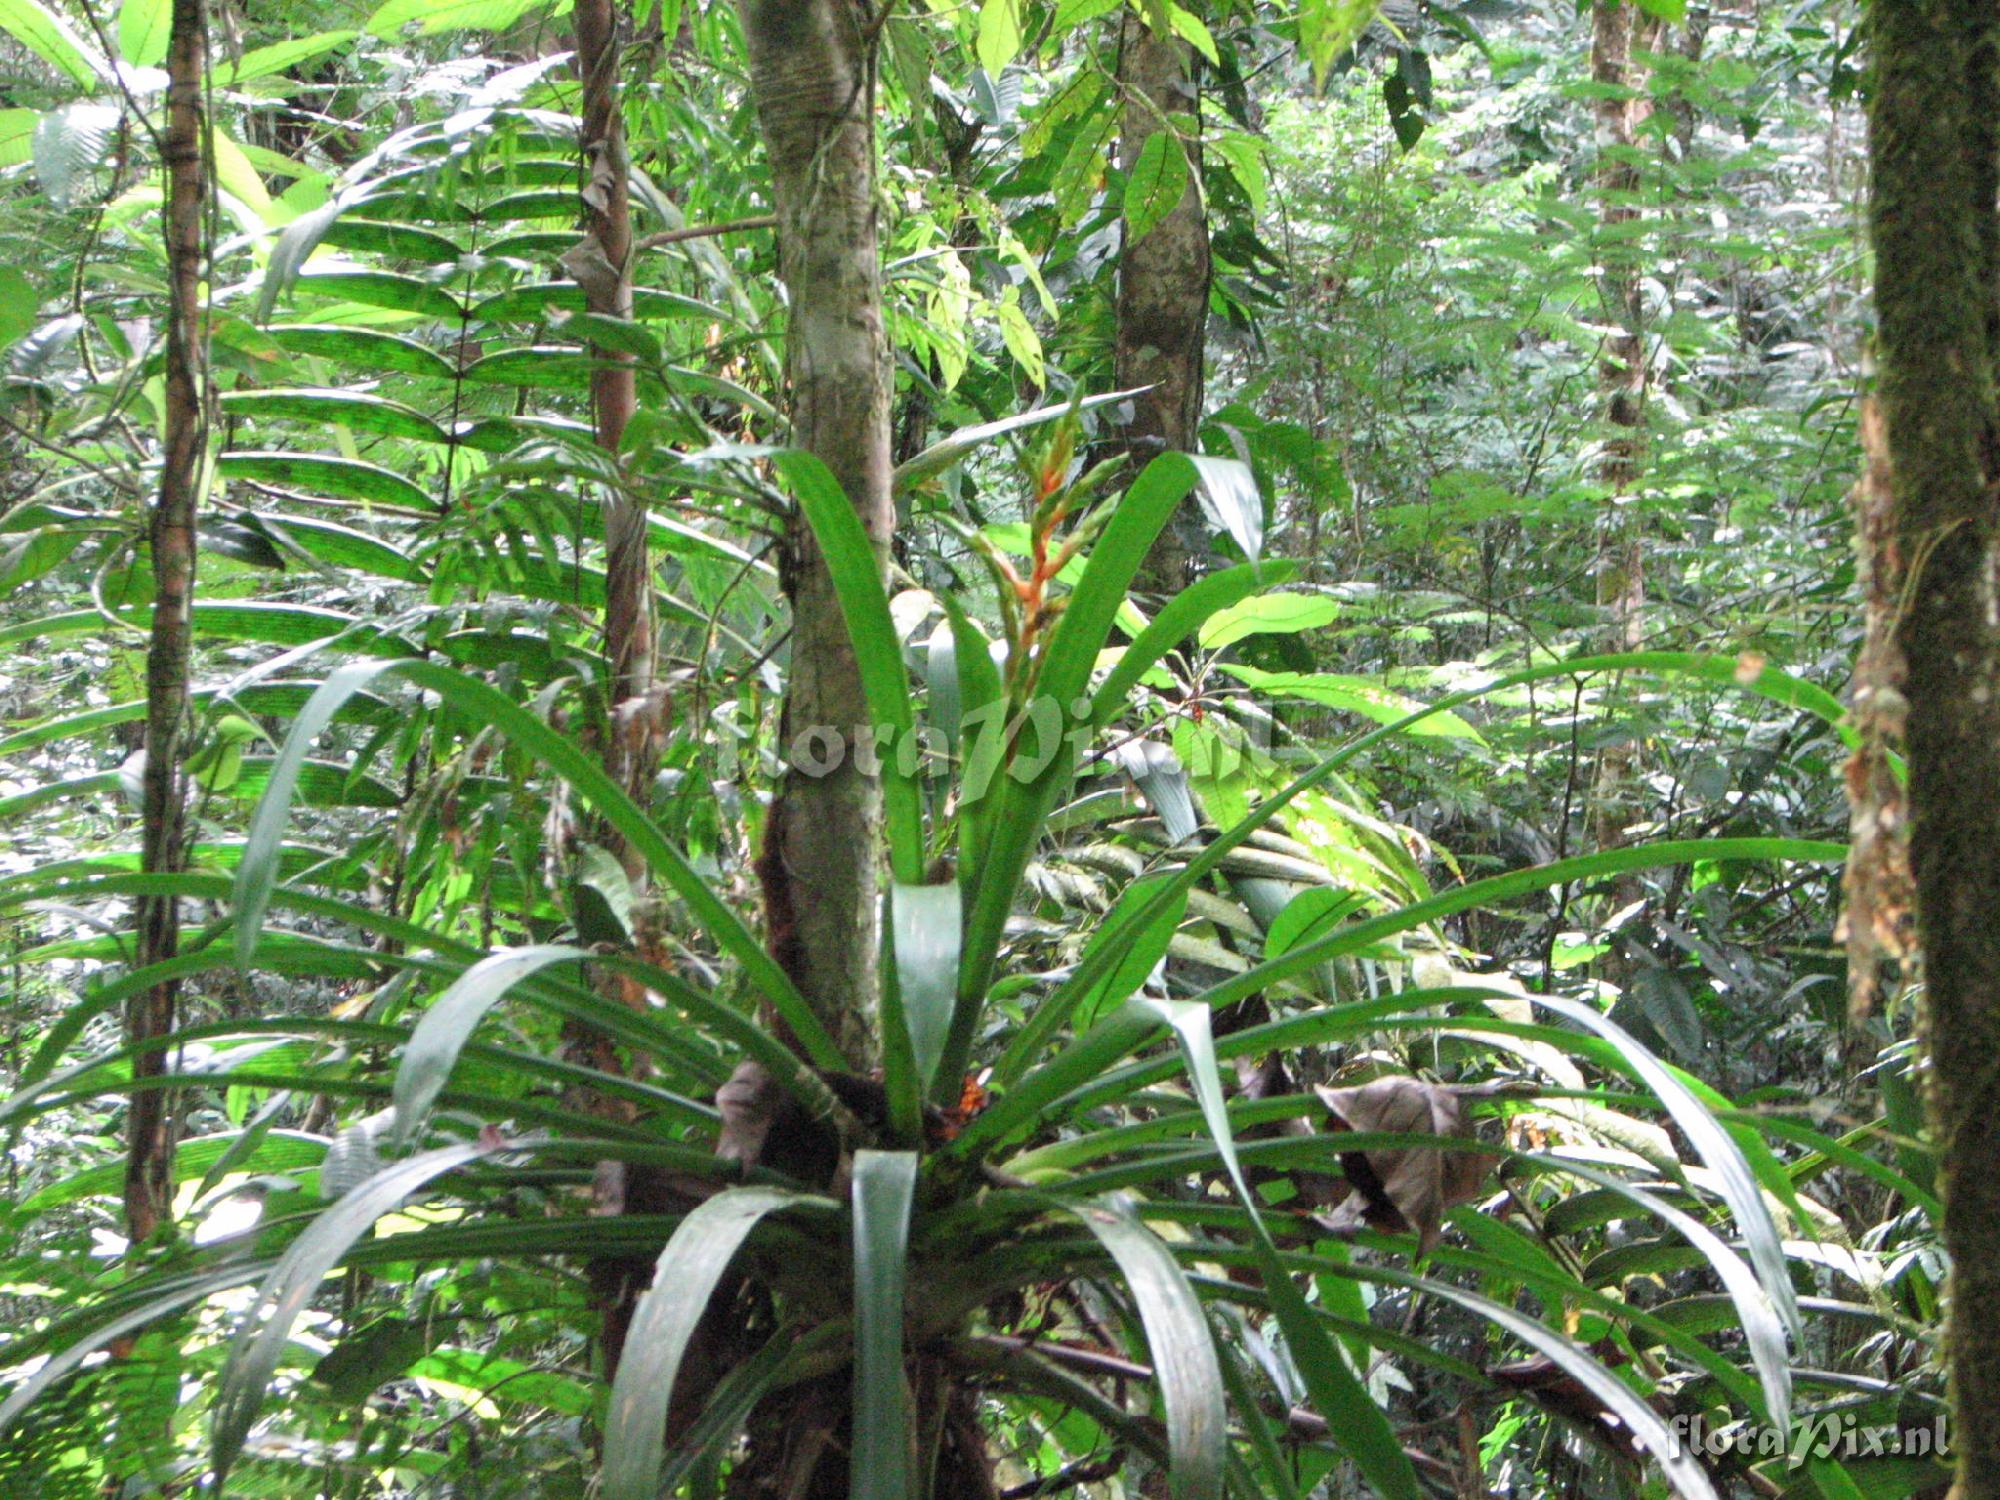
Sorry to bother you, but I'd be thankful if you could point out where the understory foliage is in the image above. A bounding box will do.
[0,1,1945,1498]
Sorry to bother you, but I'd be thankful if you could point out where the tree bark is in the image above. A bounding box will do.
[726,8,898,1492]
[125,0,209,1249]
[569,0,657,820]
[562,0,679,1383]
[1114,16,1209,596]
[1867,1,2000,1493]
[1586,0,1656,933]
[738,0,893,1068]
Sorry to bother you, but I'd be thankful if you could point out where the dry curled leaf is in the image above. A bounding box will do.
[1312,1076,1498,1254]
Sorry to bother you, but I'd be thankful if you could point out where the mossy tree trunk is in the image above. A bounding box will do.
[126,0,209,1249]
[1867,1,2000,1492]
[737,0,893,1069]
[1114,15,1209,597]
[729,7,899,1489]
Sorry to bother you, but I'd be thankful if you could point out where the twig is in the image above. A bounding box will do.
[634,214,777,251]
[1000,1450,1126,1498]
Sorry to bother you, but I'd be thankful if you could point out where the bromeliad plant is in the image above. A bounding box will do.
[0,430,1905,1498]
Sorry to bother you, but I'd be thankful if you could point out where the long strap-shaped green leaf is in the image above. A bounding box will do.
[944,452,1200,1098]
[1147,999,1423,1500]
[1056,1193,1225,1500]
[600,1187,831,1500]
[1529,992,1804,1355]
[231,658,844,1070]
[774,450,924,887]
[850,1151,918,1500]
[1088,559,1298,729]
[979,837,1844,1148]
[1317,1257,1725,1500]
[774,450,929,1132]
[994,644,1856,1088]
[212,1139,494,1485]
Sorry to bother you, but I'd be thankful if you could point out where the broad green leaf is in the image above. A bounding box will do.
[268,324,459,381]
[850,1151,918,1500]
[1050,0,1122,34]
[317,216,464,263]
[1218,664,1485,742]
[1263,886,1365,958]
[367,0,555,35]
[1298,0,1383,83]
[461,346,597,390]
[1053,106,1119,226]
[0,0,105,87]
[600,1188,826,1500]
[976,0,1022,74]
[1633,0,1686,19]
[0,109,34,167]
[996,289,1045,387]
[213,129,276,222]
[209,30,356,86]
[1168,4,1220,63]
[216,451,433,510]
[1073,873,1185,1028]
[1124,130,1190,245]
[220,388,449,446]
[1198,592,1339,649]
[0,264,38,345]
[292,268,465,321]
[212,1140,493,1485]
[1210,133,1268,216]
[117,0,169,67]
[557,310,663,362]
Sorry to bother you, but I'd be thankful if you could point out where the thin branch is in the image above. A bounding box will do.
[634,214,777,252]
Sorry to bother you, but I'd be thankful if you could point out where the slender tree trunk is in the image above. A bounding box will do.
[568,0,656,820]
[1867,2,2000,1493]
[1586,0,1656,929]
[739,0,892,1068]
[125,0,208,1249]
[561,0,668,1382]
[1114,16,1209,596]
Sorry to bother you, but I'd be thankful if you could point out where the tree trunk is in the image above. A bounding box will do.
[1114,16,1209,596]
[726,9,900,1492]
[1586,0,1655,934]
[1866,2,2000,1493]
[738,0,893,1067]
[569,0,656,820]
[125,0,209,1249]
[562,0,680,1383]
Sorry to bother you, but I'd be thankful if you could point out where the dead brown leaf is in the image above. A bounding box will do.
[1312,1076,1498,1255]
